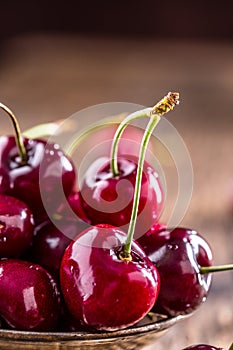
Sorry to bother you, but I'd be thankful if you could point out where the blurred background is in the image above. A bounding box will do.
[0,1,233,349]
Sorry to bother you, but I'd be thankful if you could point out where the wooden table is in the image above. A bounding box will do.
[0,34,233,349]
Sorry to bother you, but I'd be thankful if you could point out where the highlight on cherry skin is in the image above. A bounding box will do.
[25,214,89,280]
[138,226,213,316]
[0,259,60,331]
[0,102,76,224]
[79,155,164,237]
[0,194,34,258]
[60,224,160,331]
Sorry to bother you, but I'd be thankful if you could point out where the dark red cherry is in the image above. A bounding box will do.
[67,191,91,223]
[0,136,76,223]
[0,169,10,194]
[79,156,164,238]
[0,194,34,258]
[182,345,224,350]
[0,259,60,331]
[60,224,160,331]
[27,216,89,279]
[137,222,167,253]
[55,190,91,224]
[138,227,213,316]
[58,302,96,332]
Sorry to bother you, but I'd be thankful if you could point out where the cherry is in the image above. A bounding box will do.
[27,216,88,279]
[79,156,164,237]
[0,102,76,223]
[58,302,96,332]
[138,227,213,316]
[0,194,34,258]
[182,346,224,350]
[79,93,179,238]
[60,224,160,331]
[0,169,9,194]
[0,259,60,331]
[56,190,91,224]
[60,93,179,331]
[137,221,167,253]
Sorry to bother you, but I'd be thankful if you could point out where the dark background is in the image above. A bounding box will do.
[1,0,233,41]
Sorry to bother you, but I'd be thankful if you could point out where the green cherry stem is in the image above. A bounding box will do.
[119,92,180,260]
[229,343,233,350]
[122,115,160,258]
[0,102,28,163]
[110,93,180,176]
[110,108,153,176]
[200,264,233,274]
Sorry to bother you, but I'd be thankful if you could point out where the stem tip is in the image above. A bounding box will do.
[151,92,180,116]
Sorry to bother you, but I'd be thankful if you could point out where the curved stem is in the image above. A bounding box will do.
[110,108,152,176]
[200,264,233,274]
[0,102,28,163]
[110,92,180,177]
[229,343,233,350]
[121,92,180,258]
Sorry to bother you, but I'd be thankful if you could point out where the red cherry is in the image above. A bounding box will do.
[60,224,160,331]
[138,227,213,316]
[27,216,89,279]
[182,345,224,350]
[0,259,60,331]
[0,194,34,258]
[0,102,76,224]
[79,156,164,238]
[0,136,76,223]
[0,169,10,194]
[55,190,91,224]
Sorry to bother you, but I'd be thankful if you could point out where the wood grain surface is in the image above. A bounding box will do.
[0,34,233,350]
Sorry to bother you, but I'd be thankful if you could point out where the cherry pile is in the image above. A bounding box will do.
[0,96,232,349]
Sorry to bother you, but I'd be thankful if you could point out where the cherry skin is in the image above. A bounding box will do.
[27,216,89,280]
[60,224,160,331]
[137,221,167,253]
[58,302,96,332]
[182,345,224,350]
[0,259,60,331]
[0,194,34,258]
[0,169,9,194]
[138,227,213,316]
[55,190,91,224]
[0,136,76,223]
[79,156,164,238]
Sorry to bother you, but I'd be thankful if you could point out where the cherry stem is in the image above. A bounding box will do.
[122,92,180,258]
[200,264,233,274]
[0,102,28,163]
[229,343,233,350]
[110,108,153,176]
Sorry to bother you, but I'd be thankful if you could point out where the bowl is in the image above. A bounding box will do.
[0,314,188,350]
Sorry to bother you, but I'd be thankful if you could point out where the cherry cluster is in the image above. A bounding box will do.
[0,96,232,349]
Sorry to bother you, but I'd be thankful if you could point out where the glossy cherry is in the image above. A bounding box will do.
[0,194,34,258]
[138,227,213,316]
[79,156,164,237]
[0,103,76,223]
[0,169,9,194]
[0,259,60,331]
[0,136,76,223]
[60,224,160,331]
[182,345,224,350]
[55,190,90,224]
[27,216,89,279]
[58,302,96,332]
